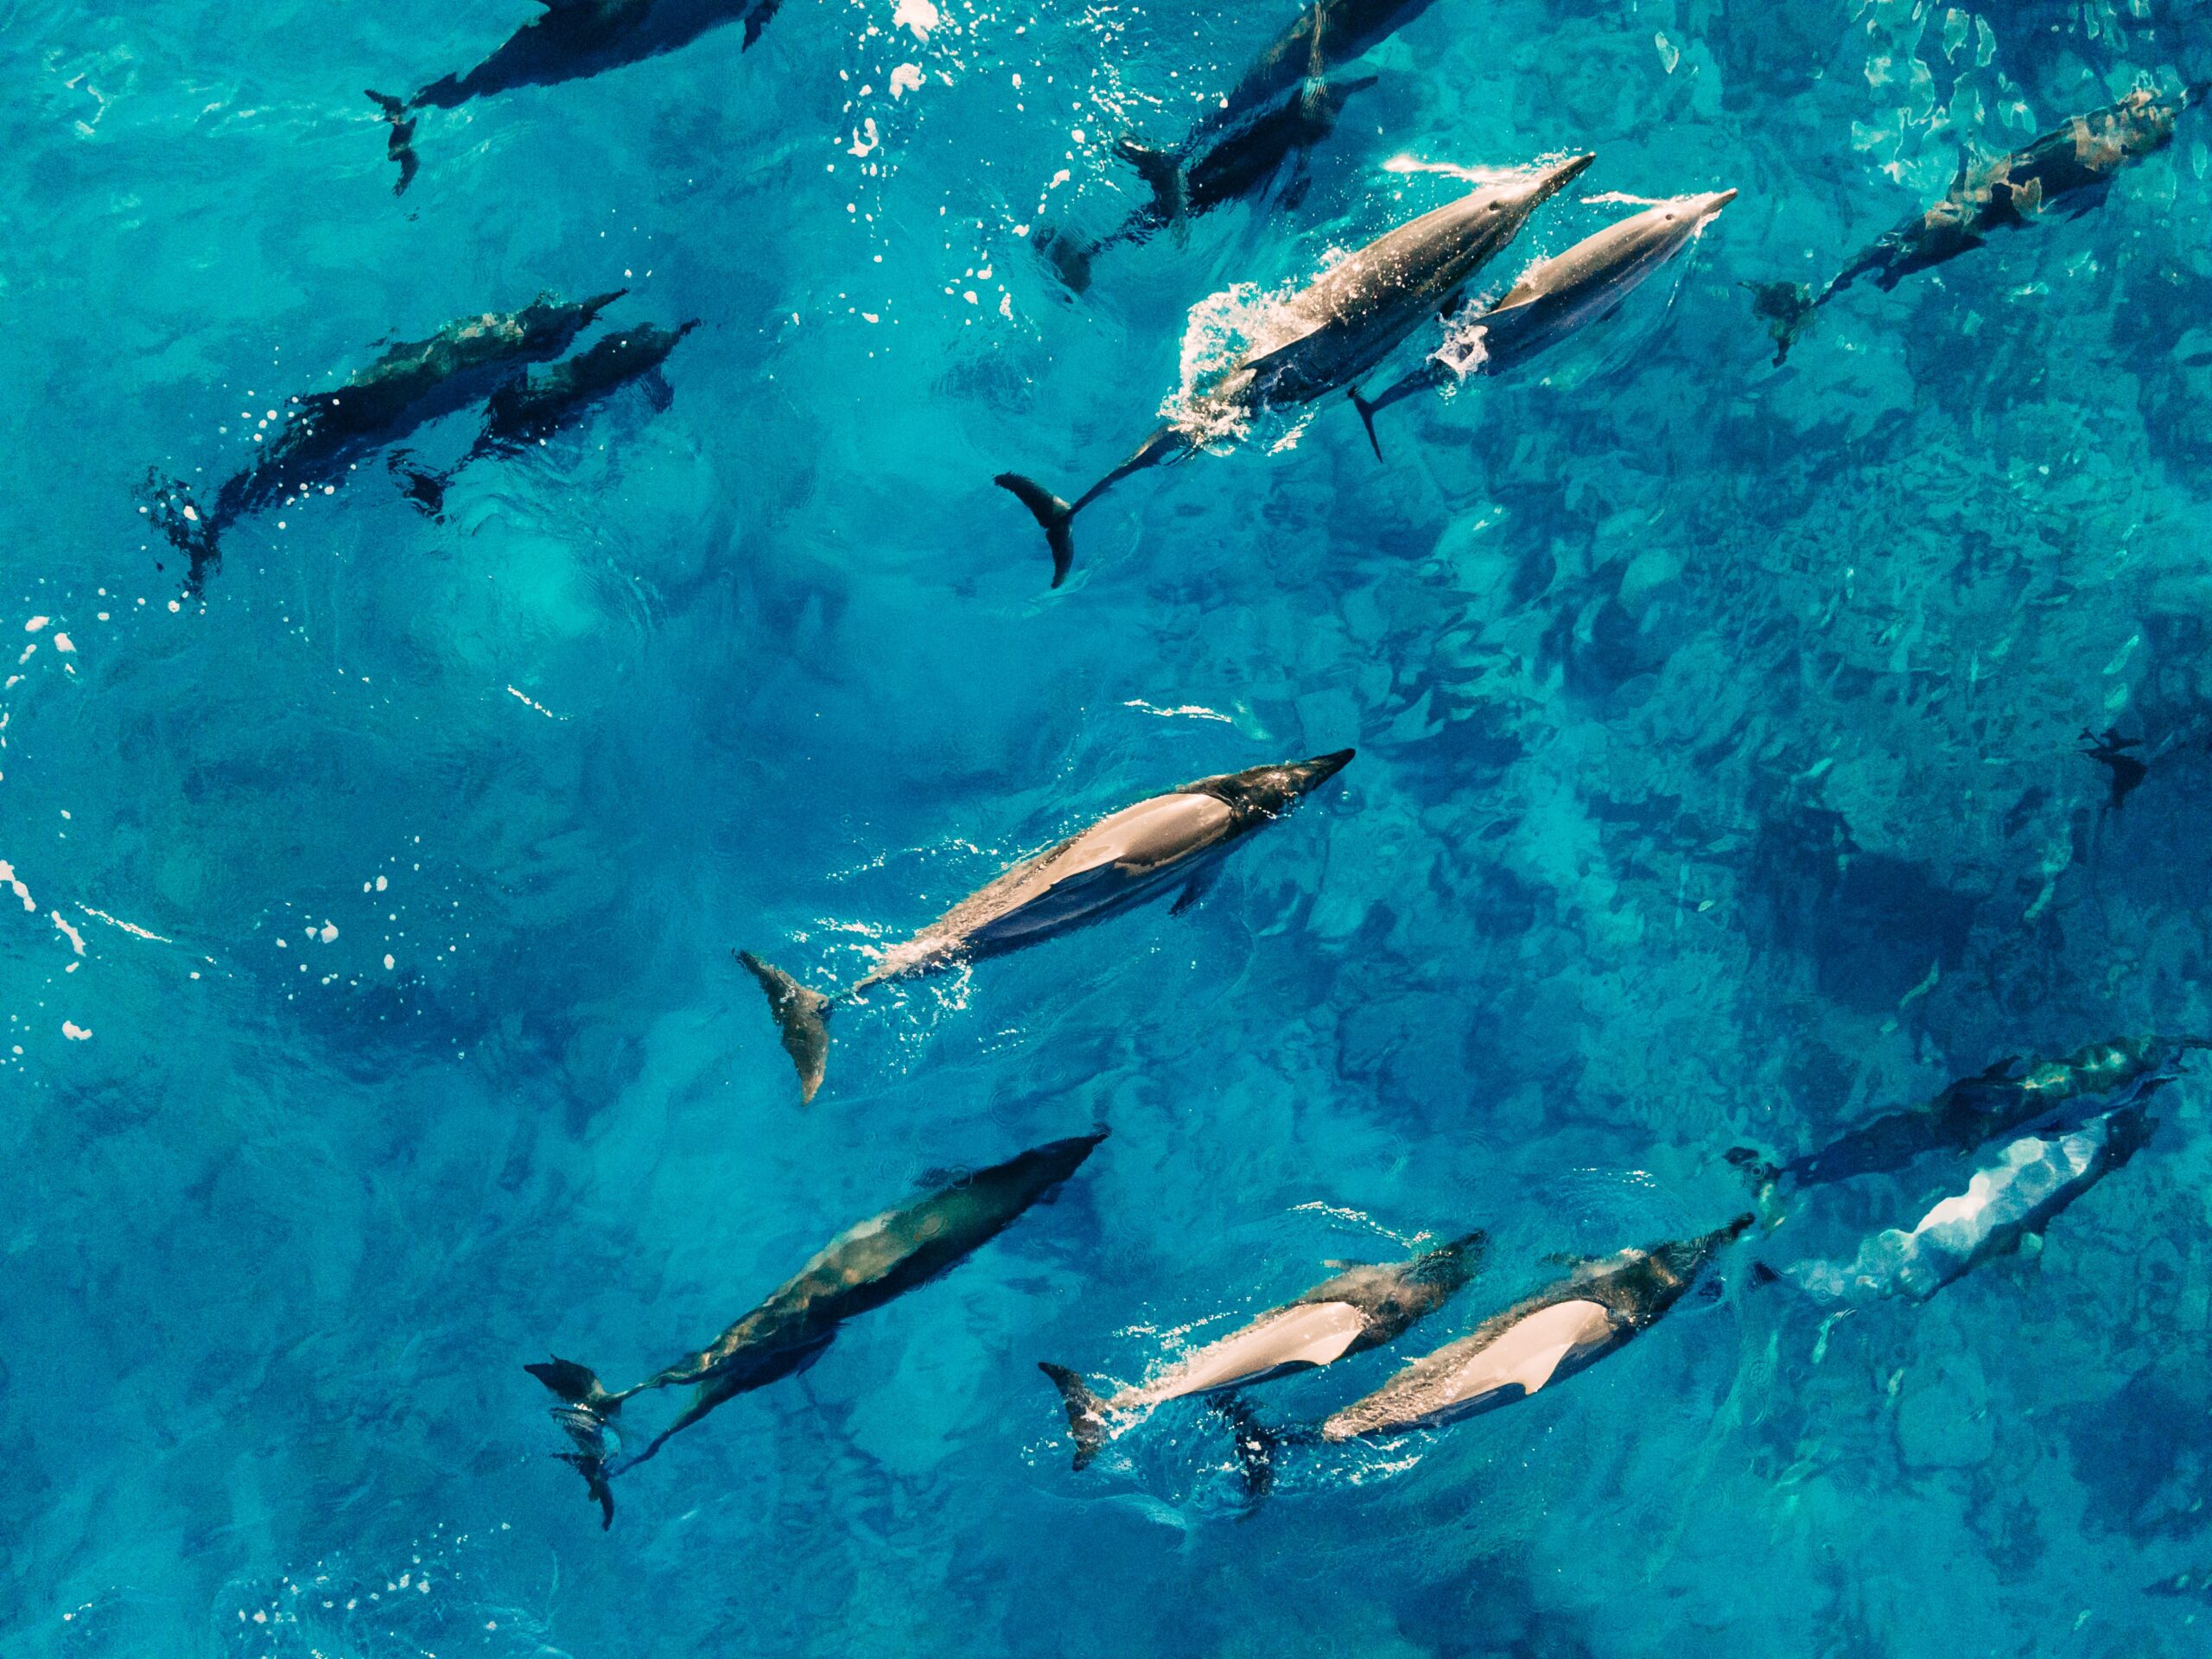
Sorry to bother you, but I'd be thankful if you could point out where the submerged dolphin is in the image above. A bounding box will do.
[529,1130,1105,1527]
[1037,0,1436,289]
[996,152,1594,585]
[146,289,623,590]
[1726,1035,2202,1197]
[741,751,1355,1103]
[1039,1232,1484,1467]
[1319,1217,1751,1441]
[397,318,699,516]
[1348,188,1736,454]
[1757,86,2204,363]
[1788,1106,2154,1306]
[369,0,779,194]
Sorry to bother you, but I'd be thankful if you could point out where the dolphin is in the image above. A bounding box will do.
[146,289,624,590]
[1037,0,1439,289]
[528,1130,1106,1526]
[1038,1232,1484,1468]
[1319,1217,1752,1441]
[1348,188,1736,455]
[739,751,1355,1103]
[1786,1106,2154,1306]
[996,152,1594,585]
[1725,1035,2203,1198]
[397,318,698,516]
[368,0,780,194]
[1759,85,2204,363]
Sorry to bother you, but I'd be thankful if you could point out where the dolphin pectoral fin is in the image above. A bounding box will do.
[1349,385,1384,461]
[1039,1363,1111,1470]
[993,473,1078,587]
[737,951,832,1104]
[1169,867,1218,917]
[1211,1393,1281,1511]
[741,0,781,49]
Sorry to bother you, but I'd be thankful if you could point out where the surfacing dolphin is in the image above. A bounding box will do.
[741,751,1355,1103]
[1725,1034,2202,1198]
[996,152,1594,585]
[369,0,780,194]
[1349,188,1736,455]
[1319,1217,1751,1441]
[1755,85,2204,363]
[397,318,699,517]
[1036,0,1437,290]
[146,289,624,591]
[1787,1105,2154,1306]
[528,1130,1106,1527]
[1039,1232,1484,1467]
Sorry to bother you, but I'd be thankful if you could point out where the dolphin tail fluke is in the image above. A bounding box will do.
[1115,139,1186,235]
[736,950,832,1104]
[1212,1393,1281,1514]
[1349,385,1384,461]
[365,90,420,196]
[1038,1363,1110,1470]
[993,473,1077,587]
[555,1451,616,1529]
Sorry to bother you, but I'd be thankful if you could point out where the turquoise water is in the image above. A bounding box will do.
[9,1,2212,1653]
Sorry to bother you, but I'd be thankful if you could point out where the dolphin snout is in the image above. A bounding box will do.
[1708,188,1740,210]
[1296,748,1357,790]
[1526,151,1597,203]
[582,288,629,318]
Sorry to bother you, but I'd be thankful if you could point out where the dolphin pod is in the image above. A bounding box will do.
[1034,0,1436,289]
[1756,85,2205,364]
[1350,188,1737,454]
[1039,1233,1485,1467]
[146,289,628,590]
[528,1131,1106,1527]
[395,318,701,517]
[997,152,1595,586]
[738,751,1354,1103]
[369,0,779,194]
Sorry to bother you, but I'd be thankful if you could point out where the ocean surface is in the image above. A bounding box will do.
[7,2,2212,1654]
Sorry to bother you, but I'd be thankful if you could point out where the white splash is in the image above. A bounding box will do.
[1122,699,1234,724]
[0,860,31,912]
[889,63,924,99]
[893,0,938,40]
[62,1021,91,1041]
[51,912,85,957]
[505,686,566,720]
[78,905,172,943]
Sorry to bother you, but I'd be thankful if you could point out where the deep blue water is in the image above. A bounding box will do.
[9,1,2212,1654]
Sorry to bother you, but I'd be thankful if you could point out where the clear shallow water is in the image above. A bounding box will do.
[8,1,2212,1653]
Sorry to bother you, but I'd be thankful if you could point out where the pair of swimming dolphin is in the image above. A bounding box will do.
[147,292,692,588]
[1041,1217,1751,1481]
[1754,85,2202,364]
[371,0,780,194]
[740,749,1356,1103]
[1037,0,1440,290]
[530,1130,1105,1528]
[1001,154,1738,586]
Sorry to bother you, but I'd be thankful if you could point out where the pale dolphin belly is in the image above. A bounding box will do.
[1323,1298,1624,1440]
[1111,1300,1368,1409]
[951,792,1235,950]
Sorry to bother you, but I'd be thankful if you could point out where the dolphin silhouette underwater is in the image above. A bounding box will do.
[529,1131,1106,1527]
[741,751,1355,1103]
[1034,0,1436,290]
[369,0,783,194]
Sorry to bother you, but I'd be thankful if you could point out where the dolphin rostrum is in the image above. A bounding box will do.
[146,289,624,590]
[1757,85,2204,363]
[740,751,1355,1103]
[369,1,781,194]
[1039,1231,1484,1468]
[1349,188,1736,455]
[996,152,1593,585]
[528,1130,1106,1527]
[1036,0,1435,289]
[1725,1035,2202,1198]
[397,318,699,517]
[1319,1217,1751,1441]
